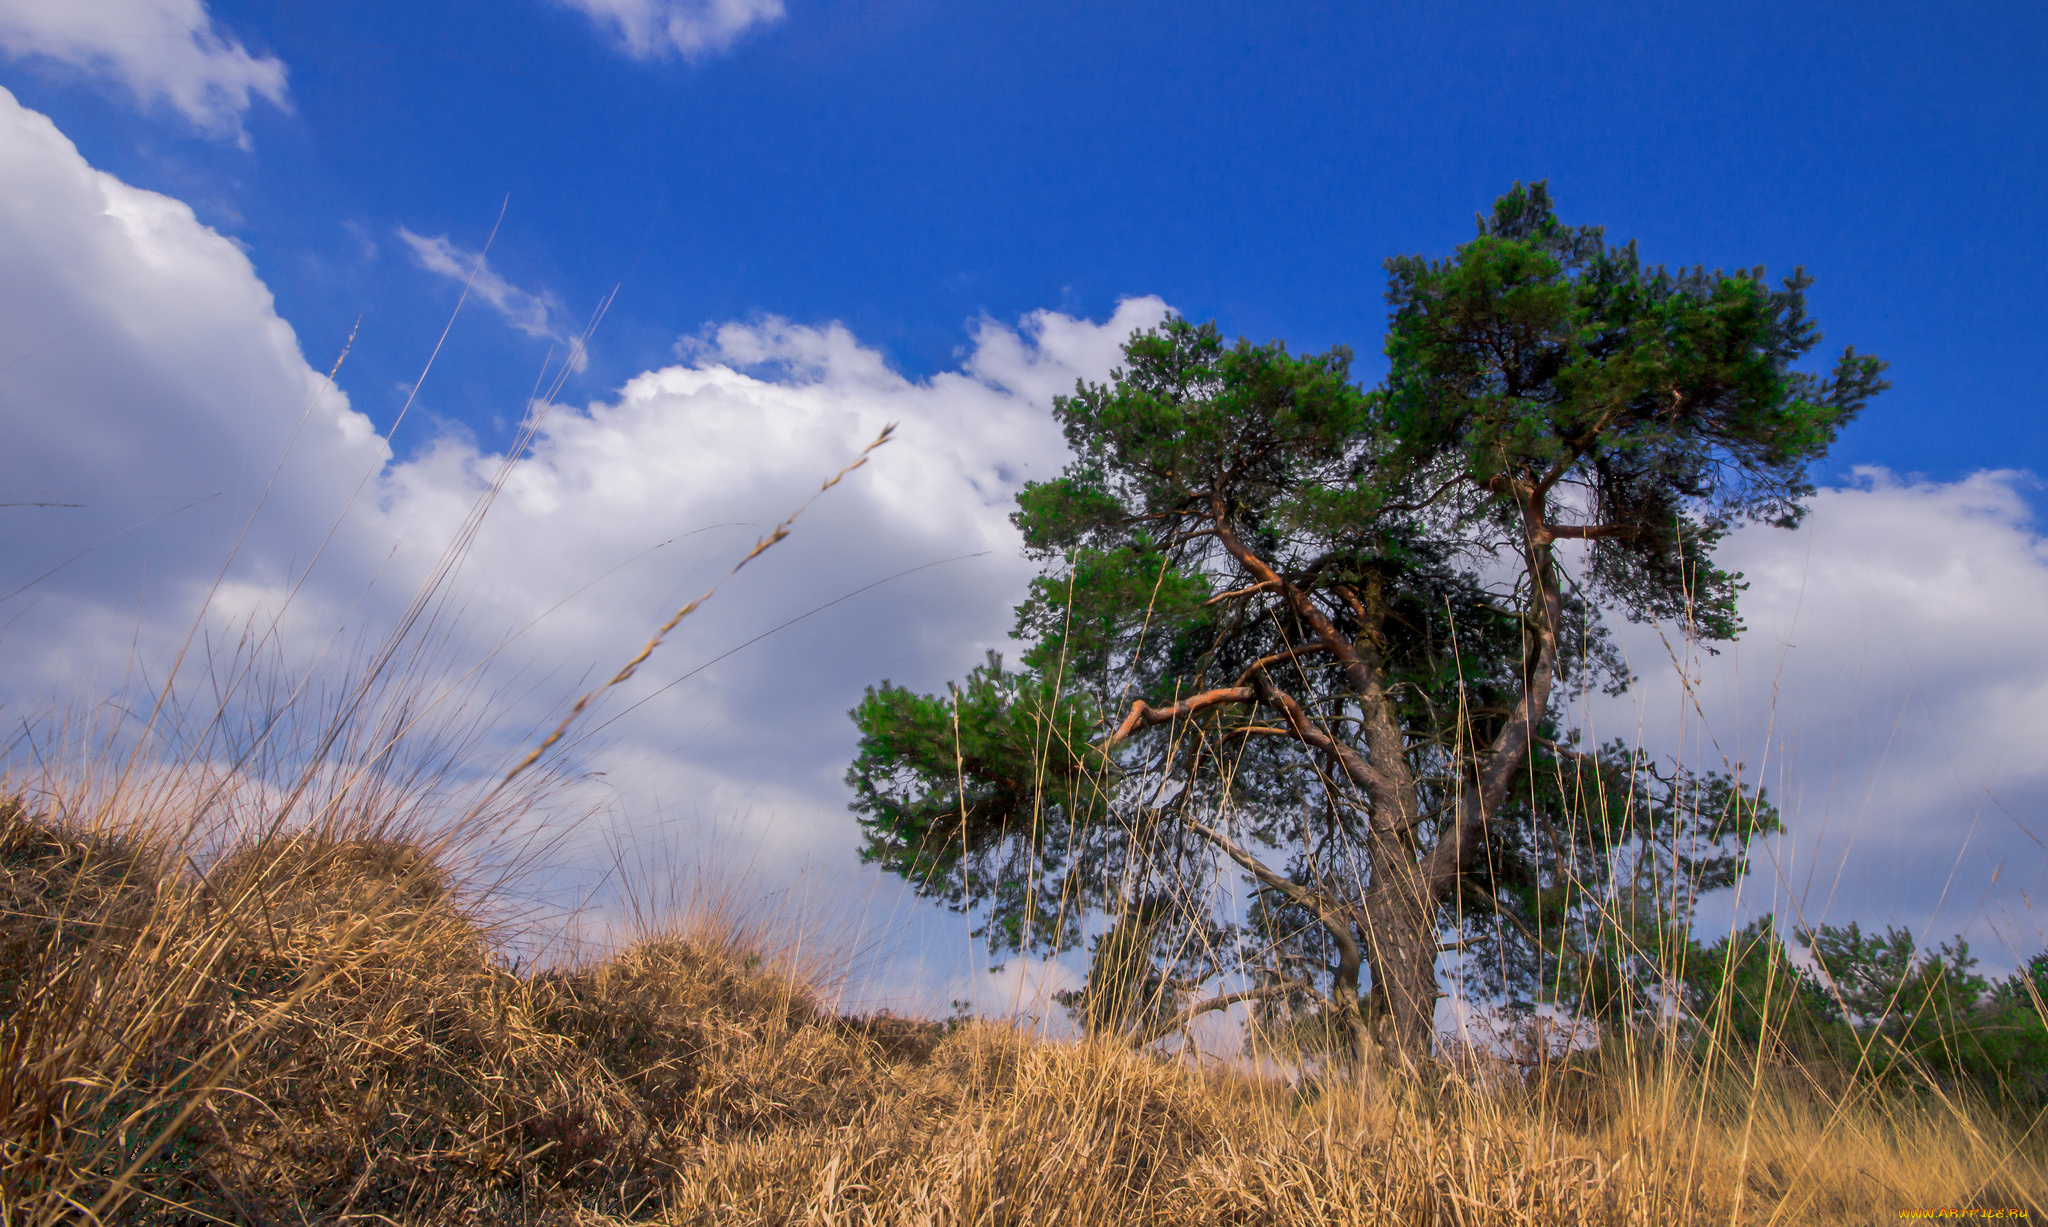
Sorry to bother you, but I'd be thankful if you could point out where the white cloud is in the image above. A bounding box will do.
[354,295,1170,878]
[397,228,588,370]
[0,0,287,139]
[0,83,381,658]
[557,0,784,60]
[0,82,1164,1009]
[1590,469,2048,966]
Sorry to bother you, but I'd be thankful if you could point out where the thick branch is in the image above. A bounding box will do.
[1105,686,1256,746]
[1232,643,1330,686]
[1331,583,1372,627]
[1248,672,1389,795]
[1204,578,1279,606]
[1162,525,1222,550]
[1208,505,1419,828]
[1210,515,1382,703]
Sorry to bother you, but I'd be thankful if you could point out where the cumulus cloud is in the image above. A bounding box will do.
[0,84,381,680]
[357,295,1170,888]
[397,228,588,371]
[0,81,1163,1009]
[556,0,784,60]
[1590,469,2048,967]
[0,0,287,139]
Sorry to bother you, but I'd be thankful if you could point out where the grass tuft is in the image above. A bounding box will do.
[2,794,2042,1224]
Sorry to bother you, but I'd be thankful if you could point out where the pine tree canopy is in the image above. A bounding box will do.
[846,183,1887,1059]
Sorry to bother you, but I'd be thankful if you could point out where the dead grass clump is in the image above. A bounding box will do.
[0,798,172,1017]
[192,842,659,1221]
[0,800,227,1223]
[1691,1070,2048,1220]
[536,933,851,1142]
[829,1012,953,1066]
[645,1024,1221,1225]
[5,795,2044,1224]
[0,802,730,1222]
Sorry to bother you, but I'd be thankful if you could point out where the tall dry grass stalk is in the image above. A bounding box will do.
[3,777,2042,1224]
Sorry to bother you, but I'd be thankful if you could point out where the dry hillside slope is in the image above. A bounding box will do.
[0,800,2039,1224]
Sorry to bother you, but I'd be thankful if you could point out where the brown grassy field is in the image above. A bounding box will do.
[1,791,2041,1226]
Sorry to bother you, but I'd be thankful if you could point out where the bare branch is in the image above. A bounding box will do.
[1231,642,1330,685]
[1539,522,1635,542]
[1248,672,1389,795]
[1376,473,1466,515]
[1135,978,1312,1047]
[1106,686,1257,746]
[1212,519,1375,703]
[1182,812,1361,975]
[1203,578,1279,606]
[1331,583,1372,627]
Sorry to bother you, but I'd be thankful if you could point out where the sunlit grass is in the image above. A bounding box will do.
[1,778,2041,1224]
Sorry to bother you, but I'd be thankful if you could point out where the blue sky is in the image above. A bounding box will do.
[11,0,2045,484]
[2,0,2046,1023]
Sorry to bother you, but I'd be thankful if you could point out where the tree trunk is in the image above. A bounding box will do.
[1360,833,1441,1063]
[1326,904,1377,1071]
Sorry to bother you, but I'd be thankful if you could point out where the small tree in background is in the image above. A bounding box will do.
[1671,920,2048,1109]
[1681,918,1840,1061]
[1798,923,2048,1107]
[1983,951,2048,1107]
[848,183,1886,1065]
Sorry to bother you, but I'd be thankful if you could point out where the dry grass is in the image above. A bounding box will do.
[1,796,2041,1225]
